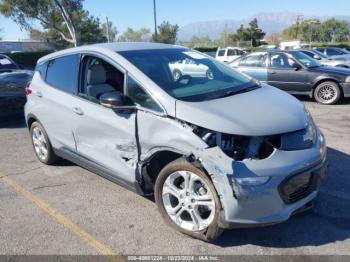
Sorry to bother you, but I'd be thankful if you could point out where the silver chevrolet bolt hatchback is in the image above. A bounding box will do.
[25,43,328,241]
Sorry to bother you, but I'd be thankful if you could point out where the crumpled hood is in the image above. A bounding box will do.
[175,84,308,136]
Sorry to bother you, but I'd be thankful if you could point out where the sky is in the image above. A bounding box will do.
[1,0,350,40]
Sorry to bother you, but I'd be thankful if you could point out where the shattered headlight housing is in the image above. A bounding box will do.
[280,109,316,151]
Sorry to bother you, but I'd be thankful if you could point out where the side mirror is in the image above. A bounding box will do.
[292,63,302,71]
[100,91,137,111]
[313,55,321,60]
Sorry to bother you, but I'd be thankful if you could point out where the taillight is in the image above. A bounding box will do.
[25,82,32,96]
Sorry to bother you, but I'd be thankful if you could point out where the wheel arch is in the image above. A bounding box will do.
[26,113,39,130]
[336,64,349,68]
[140,149,185,193]
[139,148,214,193]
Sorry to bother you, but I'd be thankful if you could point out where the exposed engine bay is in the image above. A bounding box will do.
[193,126,281,160]
[192,122,316,161]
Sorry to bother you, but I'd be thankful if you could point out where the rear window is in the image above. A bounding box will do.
[0,56,18,70]
[46,54,80,93]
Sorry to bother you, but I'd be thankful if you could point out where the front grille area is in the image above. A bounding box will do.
[279,172,315,204]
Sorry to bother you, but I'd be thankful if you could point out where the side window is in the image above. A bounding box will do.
[46,54,80,93]
[227,49,236,56]
[240,54,267,67]
[326,49,341,56]
[270,53,294,69]
[79,56,124,103]
[126,75,162,113]
[316,48,325,55]
[218,50,225,56]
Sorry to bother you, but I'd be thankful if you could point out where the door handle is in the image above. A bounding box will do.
[72,107,84,115]
[270,71,277,74]
[35,91,43,98]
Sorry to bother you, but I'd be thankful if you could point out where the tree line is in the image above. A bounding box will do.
[1,0,349,49]
[0,0,179,49]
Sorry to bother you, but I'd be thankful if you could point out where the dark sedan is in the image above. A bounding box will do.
[230,50,350,104]
[0,54,33,120]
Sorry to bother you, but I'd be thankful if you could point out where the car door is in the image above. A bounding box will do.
[237,53,268,82]
[70,54,139,184]
[34,54,80,150]
[268,52,310,92]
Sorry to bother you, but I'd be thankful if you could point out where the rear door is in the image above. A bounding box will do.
[237,53,268,82]
[268,52,310,92]
[34,54,80,150]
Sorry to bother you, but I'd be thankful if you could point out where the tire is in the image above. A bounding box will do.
[206,69,214,80]
[314,81,341,105]
[30,121,58,165]
[172,69,182,81]
[155,158,223,241]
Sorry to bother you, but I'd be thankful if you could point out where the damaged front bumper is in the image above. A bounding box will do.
[199,129,328,229]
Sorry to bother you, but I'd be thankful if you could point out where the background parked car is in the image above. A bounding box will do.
[230,50,350,104]
[216,47,245,63]
[299,49,350,68]
[314,47,350,62]
[0,54,33,120]
[169,58,214,81]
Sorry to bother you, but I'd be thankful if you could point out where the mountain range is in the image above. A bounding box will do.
[177,12,350,41]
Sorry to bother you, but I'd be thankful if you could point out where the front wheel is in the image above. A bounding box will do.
[155,159,223,241]
[314,81,341,105]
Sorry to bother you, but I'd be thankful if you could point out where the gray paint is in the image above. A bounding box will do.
[26,42,328,229]
[175,84,308,136]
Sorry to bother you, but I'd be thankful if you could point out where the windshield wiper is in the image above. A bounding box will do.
[213,85,259,99]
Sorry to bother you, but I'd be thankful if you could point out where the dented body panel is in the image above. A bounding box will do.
[26,42,328,231]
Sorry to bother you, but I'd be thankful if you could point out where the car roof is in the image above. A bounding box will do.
[38,42,185,64]
[92,42,182,52]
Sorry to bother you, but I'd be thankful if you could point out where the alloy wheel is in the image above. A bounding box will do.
[317,84,337,104]
[162,170,215,232]
[32,126,48,161]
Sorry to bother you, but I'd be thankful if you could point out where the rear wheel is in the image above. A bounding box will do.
[30,121,58,165]
[206,69,214,80]
[314,81,341,105]
[155,159,223,241]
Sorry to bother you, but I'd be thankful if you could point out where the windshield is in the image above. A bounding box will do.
[0,56,18,70]
[119,48,257,102]
[291,51,321,68]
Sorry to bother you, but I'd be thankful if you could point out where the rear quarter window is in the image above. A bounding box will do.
[35,63,48,78]
[46,54,80,93]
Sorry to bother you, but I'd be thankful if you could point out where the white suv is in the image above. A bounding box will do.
[216,47,245,63]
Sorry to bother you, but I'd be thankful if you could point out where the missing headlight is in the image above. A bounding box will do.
[193,126,281,161]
